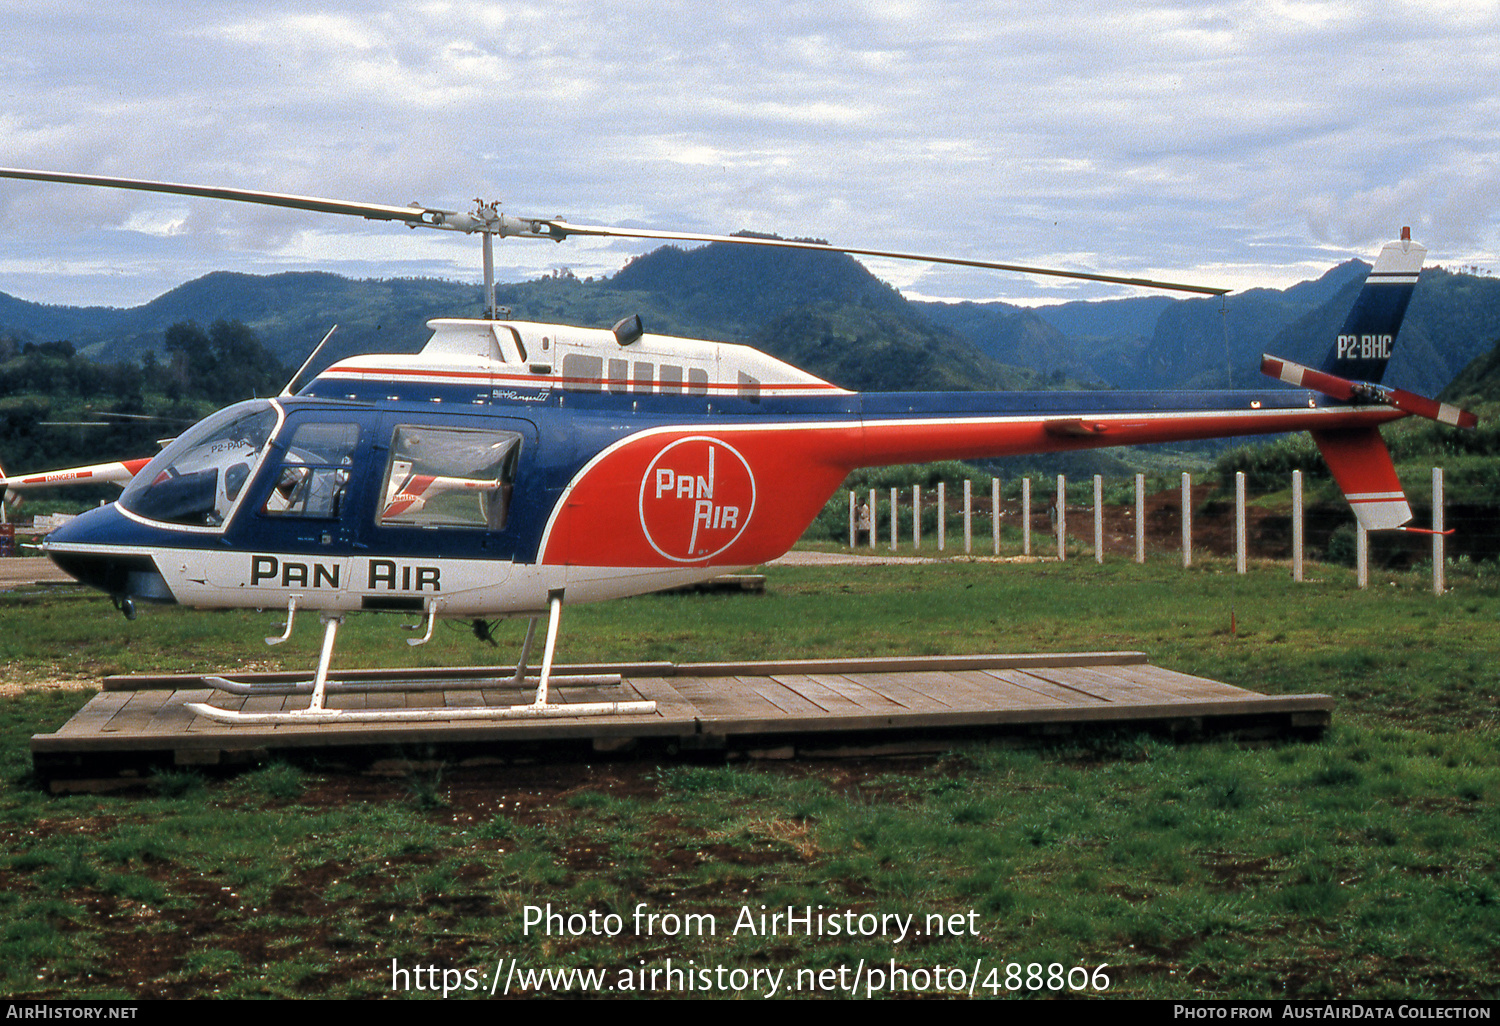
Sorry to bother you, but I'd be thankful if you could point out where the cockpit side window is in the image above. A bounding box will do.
[262,422,359,519]
[378,426,521,530]
[118,401,280,528]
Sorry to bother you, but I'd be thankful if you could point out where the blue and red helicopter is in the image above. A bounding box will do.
[0,169,1477,724]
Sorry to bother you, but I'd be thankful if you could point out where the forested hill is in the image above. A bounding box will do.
[0,244,1051,394]
[1,241,1498,396]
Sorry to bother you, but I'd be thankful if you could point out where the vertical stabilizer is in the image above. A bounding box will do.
[1320,228,1425,385]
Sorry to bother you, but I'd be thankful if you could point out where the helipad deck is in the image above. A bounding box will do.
[30,652,1331,781]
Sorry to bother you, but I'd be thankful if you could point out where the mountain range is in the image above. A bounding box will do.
[2,242,1498,398]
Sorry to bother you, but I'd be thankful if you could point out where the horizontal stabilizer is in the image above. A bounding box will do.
[1261,355,1477,429]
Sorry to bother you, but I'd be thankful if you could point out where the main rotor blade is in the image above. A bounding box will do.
[0,167,1230,295]
[0,167,434,226]
[543,220,1231,296]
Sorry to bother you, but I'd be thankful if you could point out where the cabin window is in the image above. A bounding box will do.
[659,364,683,394]
[119,400,280,529]
[262,422,359,519]
[632,361,653,392]
[737,371,761,401]
[607,358,629,394]
[561,353,602,391]
[378,426,521,530]
[688,368,709,395]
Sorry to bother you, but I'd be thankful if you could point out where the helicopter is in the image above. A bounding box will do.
[0,167,1478,726]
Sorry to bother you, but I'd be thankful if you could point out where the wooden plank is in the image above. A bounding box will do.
[50,692,129,737]
[325,691,371,711]
[626,677,700,722]
[891,670,1013,710]
[1019,667,1139,704]
[945,669,1069,710]
[1052,666,1189,705]
[736,676,828,717]
[769,674,866,714]
[173,690,222,735]
[980,669,1110,705]
[681,651,1148,678]
[239,693,294,715]
[1111,663,1255,699]
[673,677,785,719]
[100,690,173,733]
[804,673,907,712]
[841,673,954,713]
[913,670,1031,709]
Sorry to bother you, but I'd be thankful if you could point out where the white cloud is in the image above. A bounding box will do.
[0,0,1496,307]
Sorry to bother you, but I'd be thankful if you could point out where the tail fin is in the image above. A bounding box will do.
[1319,227,1425,384]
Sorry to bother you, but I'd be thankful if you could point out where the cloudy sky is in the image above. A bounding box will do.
[1,0,1497,310]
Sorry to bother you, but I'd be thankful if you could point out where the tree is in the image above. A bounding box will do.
[161,319,290,403]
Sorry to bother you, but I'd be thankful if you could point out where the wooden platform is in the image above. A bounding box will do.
[30,652,1331,780]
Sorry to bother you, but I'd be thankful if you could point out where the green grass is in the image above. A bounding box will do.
[0,556,1496,998]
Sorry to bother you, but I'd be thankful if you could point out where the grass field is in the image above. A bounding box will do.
[0,553,1496,1000]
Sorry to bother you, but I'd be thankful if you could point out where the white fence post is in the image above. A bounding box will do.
[1056,474,1066,561]
[849,491,856,548]
[1235,471,1247,574]
[1093,475,1104,564]
[913,484,921,549]
[937,482,946,551]
[992,477,1001,556]
[1357,522,1369,589]
[890,487,898,551]
[1134,473,1145,564]
[868,488,877,549]
[1181,472,1192,568]
[1433,467,1445,596]
[963,479,973,554]
[1022,478,1032,555]
[1292,470,1304,582]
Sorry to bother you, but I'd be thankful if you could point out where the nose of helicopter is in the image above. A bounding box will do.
[41,504,176,609]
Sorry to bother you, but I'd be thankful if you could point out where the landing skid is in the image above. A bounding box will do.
[184,590,657,725]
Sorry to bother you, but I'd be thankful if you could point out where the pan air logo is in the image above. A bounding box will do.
[639,437,756,562]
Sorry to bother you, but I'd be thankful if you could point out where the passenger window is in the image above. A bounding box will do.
[263,423,359,519]
[738,371,761,401]
[561,353,602,391]
[379,426,521,530]
[632,361,653,392]
[607,358,629,394]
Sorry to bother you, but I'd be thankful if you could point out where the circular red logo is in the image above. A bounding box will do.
[638,437,756,562]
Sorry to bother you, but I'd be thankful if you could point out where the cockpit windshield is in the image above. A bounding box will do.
[118,400,281,528]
